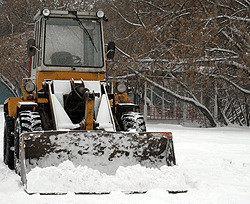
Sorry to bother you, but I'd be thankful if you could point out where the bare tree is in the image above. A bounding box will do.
[0,0,248,126]
[103,0,249,126]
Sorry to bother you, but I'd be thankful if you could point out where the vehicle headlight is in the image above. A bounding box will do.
[24,81,35,93]
[96,10,105,18]
[117,82,127,93]
[42,9,50,17]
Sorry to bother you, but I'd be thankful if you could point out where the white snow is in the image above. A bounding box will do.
[26,161,188,194]
[0,105,250,203]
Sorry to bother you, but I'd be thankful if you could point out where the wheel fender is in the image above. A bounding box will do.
[17,102,37,113]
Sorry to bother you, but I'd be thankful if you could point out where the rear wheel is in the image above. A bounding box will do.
[120,112,146,132]
[14,111,42,175]
[3,116,14,169]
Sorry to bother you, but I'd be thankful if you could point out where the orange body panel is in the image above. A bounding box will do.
[4,97,22,118]
[37,98,49,103]
[36,71,104,91]
[84,97,95,130]
[5,71,103,123]
[4,97,48,118]
[114,93,128,104]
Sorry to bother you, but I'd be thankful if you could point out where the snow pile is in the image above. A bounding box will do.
[26,161,188,194]
[1,107,250,203]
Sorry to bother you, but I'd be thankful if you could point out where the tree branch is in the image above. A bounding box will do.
[202,15,250,22]
[0,73,19,97]
[233,0,248,8]
[140,1,170,13]
[115,46,217,127]
[111,7,142,27]
[217,75,250,95]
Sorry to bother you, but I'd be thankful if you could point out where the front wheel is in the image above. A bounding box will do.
[3,117,14,169]
[120,112,146,132]
[14,111,42,175]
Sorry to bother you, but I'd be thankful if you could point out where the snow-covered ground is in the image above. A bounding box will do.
[0,105,249,204]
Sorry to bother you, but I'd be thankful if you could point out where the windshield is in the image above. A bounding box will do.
[44,18,103,67]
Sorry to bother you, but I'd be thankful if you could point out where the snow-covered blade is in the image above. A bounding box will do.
[19,130,175,194]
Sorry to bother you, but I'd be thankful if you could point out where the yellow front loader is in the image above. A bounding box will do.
[3,9,176,194]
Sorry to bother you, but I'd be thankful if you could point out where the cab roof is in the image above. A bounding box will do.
[34,10,98,21]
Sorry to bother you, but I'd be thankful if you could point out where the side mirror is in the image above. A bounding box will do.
[107,41,115,59]
[27,39,36,57]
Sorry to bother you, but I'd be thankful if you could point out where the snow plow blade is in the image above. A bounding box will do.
[19,130,176,194]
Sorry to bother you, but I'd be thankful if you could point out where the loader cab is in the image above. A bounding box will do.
[28,10,107,80]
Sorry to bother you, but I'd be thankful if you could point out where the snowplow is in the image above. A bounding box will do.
[3,9,176,194]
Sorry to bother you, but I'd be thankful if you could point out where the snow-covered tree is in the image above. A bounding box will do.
[103,0,249,126]
[0,0,248,126]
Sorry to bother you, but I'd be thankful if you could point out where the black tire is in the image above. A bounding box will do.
[3,116,14,169]
[120,112,146,132]
[14,111,42,175]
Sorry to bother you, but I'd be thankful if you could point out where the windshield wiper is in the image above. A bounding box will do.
[73,13,98,52]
